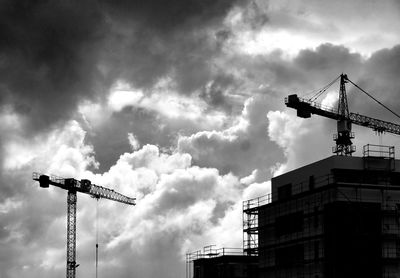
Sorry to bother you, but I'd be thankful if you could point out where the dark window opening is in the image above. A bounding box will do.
[314,206,319,228]
[309,175,315,190]
[314,241,319,260]
[276,211,303,236]
[278,183,292,200]
[275,244,304,267]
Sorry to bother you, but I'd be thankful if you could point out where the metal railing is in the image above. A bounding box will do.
[186,246,247,261]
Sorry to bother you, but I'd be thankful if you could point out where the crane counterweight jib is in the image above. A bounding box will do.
[286,94,311,118]
[285,94,341,121]
[39,174,50,188]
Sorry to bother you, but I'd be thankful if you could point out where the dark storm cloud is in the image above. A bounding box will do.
[0,0,106,132]
[274,43,363,93]
[200,73,237,113]
[295,44,363,77]
[0,0,242,134]
[96,0,243,95]
[347,45,400,121]
[101,0,240,32]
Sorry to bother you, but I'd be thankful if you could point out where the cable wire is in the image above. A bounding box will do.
[309,75,341,102]
[347,78,400,121]
[96,198,99,278]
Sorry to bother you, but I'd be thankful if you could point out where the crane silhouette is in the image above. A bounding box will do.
[32,172,136,278]
[285,73,400,155]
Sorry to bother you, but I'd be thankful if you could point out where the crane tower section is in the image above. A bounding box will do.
[334,74,355,156]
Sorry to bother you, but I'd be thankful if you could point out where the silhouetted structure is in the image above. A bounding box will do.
[243,145,400,278]
[186,246,258,278]
[32,173,136,278]
[285,73,400,156]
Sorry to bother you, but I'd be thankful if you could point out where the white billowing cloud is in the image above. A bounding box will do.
[2,120,97,177]
[267,109,334,175]
[108,80,145,112]
[178,95,284,181]
[78,100,112,130]
[127,133,140,151]
[227,0,400,58]
[238,30,324,59]
[243,180,271,201]
[1,118,256,278]
[267,110,306,152]
[0,120,101,278]
[74,142,250,278]
[107,78,227,129]
[267,110,307,175]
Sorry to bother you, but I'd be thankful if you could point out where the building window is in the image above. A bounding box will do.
[314,206,319,228]
[276,211,304,236]
[275,244,304,267]
[314,241,319,260]
[278,183,292,200]
[309,175,315,190]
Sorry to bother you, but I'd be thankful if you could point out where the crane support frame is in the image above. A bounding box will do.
[32,172,136,278]
[67,190,77,278]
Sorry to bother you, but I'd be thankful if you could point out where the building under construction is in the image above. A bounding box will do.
[243,144,400,278]
[186,246,258,278]
[189,74,400,277]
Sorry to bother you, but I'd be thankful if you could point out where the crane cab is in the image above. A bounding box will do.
[39,175,50,188]
[81,179,92,192]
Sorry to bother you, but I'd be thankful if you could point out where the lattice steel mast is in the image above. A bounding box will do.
[32,173,136,278]
[334,73,354,156]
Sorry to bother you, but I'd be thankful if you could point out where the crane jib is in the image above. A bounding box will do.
[285,94,400,136]
[32,173,136,205]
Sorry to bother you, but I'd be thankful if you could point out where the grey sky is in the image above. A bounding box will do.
[1,1,400,277]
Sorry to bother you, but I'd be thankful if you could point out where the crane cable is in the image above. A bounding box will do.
[347,78,400,121]
[96,198,99,278]
[308,75,341,102]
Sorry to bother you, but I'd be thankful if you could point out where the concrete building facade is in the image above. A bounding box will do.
[243,145,400,278]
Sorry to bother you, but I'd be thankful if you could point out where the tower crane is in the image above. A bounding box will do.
[32,172,136,278]
[285,73,400,155]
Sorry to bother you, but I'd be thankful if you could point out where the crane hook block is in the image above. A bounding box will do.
[39,175,50,188]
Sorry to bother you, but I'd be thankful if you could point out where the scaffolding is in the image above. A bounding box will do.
[363,144,395,171]
[186,246,248,278]
[243,194,271,255]
[242,164,400,278]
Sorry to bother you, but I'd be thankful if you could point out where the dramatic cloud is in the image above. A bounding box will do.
[0,0,242,134]
[178,95,284,181]
[1,0,400,277]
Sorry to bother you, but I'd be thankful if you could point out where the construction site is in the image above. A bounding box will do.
[187,74,400,278]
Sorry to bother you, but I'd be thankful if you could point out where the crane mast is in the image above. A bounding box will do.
[285,73,400,154]
[334,74,355,155]
[32,173,136,278]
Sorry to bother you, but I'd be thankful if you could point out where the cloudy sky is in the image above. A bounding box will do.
[1,0,400,277]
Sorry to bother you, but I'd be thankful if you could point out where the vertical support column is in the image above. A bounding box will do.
[67,190,77,278]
